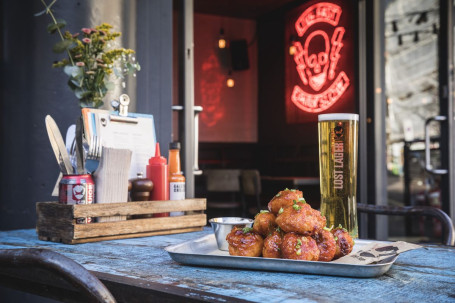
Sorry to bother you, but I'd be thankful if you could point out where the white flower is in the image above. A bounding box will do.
[122,82,126,88]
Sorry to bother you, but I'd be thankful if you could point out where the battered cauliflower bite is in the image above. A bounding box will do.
[281,232,319,261]
[275,201,326,236]
[226,226,264,257]
[268,189,303,215]
[332,227,354,259]
[253,210,277,237]
[262,229,283,259]
[312,228,336,262]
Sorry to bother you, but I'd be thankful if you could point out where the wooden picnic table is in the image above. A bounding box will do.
[0,227,454,302]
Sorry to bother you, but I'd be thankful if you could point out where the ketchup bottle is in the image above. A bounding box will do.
[147,142,169,217]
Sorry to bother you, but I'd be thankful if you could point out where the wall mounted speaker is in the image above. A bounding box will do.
[230,39,249,71]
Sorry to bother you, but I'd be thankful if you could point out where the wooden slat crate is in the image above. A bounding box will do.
[36,199,206,244]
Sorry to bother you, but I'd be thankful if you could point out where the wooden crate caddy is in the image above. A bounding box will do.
[36,199,206,244]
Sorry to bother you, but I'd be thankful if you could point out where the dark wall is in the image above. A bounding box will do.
[0,0,173,231]
[257,3,319,177]
[258,5,318,147]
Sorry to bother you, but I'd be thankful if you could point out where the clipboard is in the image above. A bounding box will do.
[81,107,157,179]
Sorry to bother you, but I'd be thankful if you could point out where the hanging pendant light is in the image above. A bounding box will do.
[289,35,296,55]
[226,70,234,88]
[218,28,226,49]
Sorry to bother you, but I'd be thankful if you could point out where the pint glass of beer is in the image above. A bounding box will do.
[318,113,359,238]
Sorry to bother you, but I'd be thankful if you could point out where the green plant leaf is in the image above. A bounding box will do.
[113,67,123,78]
[105,81,115,90]
[74,88,91,99]
[53,39,73,53]
[136,62,141,71]
[47,19,66,34]
[64,66,82,78]
[70,78,83,88]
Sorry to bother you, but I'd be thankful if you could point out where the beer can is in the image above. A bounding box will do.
[59,174,95,224]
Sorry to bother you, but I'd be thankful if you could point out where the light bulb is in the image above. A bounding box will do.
[289,45,296,55]
[218,38,226,49]
[227,78,235,88]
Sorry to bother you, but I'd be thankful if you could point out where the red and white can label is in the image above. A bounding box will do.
[59,174,95,224]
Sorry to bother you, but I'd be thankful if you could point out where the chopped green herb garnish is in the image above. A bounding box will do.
[278,207,284,214]
[260,210,269,214]
[242,227,253,234]
[293,204,301,211]
[298,197,306,203]
[296,248,302,256]
[275,226,281,233]
[293,200,297,205]
[275,193,281,197]
[284,188,289,191]
[334,236,338,241]
[295,238,302,250]
[323,226,332,232]
[290,189,296,192]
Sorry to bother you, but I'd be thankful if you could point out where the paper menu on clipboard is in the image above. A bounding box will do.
[82,108,156,179]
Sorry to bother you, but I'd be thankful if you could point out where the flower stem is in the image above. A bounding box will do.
[41,0,75,66]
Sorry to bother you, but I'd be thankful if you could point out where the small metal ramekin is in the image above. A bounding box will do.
[209,217,254,251]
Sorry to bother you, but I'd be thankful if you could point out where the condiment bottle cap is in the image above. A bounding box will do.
[169,141,181,150]
[149,143,167,165]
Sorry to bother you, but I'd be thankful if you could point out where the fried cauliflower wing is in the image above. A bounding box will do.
[332,227,354,259]
[226,226,264,257]
[312,228,336,262]
[275,201,326,236]
[281,232,319,261]
[267,189,303,215]
[253,211,277,237]
[262,229,283,259]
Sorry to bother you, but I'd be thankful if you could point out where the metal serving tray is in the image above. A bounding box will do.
[165,234,398,278]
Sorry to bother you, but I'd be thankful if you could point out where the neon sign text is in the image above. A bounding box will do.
[291,72,349,113]
[295,2,342,37]
[290,2,350,113]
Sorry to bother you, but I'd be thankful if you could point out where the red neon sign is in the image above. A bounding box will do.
[290,2,349,113]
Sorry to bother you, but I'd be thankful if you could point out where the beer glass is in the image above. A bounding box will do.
[318,113,359,238]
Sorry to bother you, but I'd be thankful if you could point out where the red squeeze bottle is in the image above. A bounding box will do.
[147,142,169,217]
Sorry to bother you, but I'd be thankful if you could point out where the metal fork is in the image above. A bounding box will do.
[85,135,101,174]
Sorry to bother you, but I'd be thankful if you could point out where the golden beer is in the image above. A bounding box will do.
[318,114,359,238]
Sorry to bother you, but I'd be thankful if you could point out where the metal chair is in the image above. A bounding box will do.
[241,169,262,215]
[357,203,454,246]
[204,169,245,217]
[0,248,116,303]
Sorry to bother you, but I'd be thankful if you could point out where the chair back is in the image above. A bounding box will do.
[358,203,454,246]
[0,248,116,302]
[205,169,241,192]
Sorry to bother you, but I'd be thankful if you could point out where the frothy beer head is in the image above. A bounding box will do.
[318,113,359,122]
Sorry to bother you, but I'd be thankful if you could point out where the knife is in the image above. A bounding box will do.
[45,115,74,175]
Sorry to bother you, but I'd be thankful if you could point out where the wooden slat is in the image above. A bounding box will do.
[68,227,203,244]
[37,199,206,217]
[73,214,206,239]
[36,200,207,244]
[73,199,206,217]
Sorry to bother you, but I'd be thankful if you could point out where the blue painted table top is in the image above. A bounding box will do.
[0,228,454,302]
